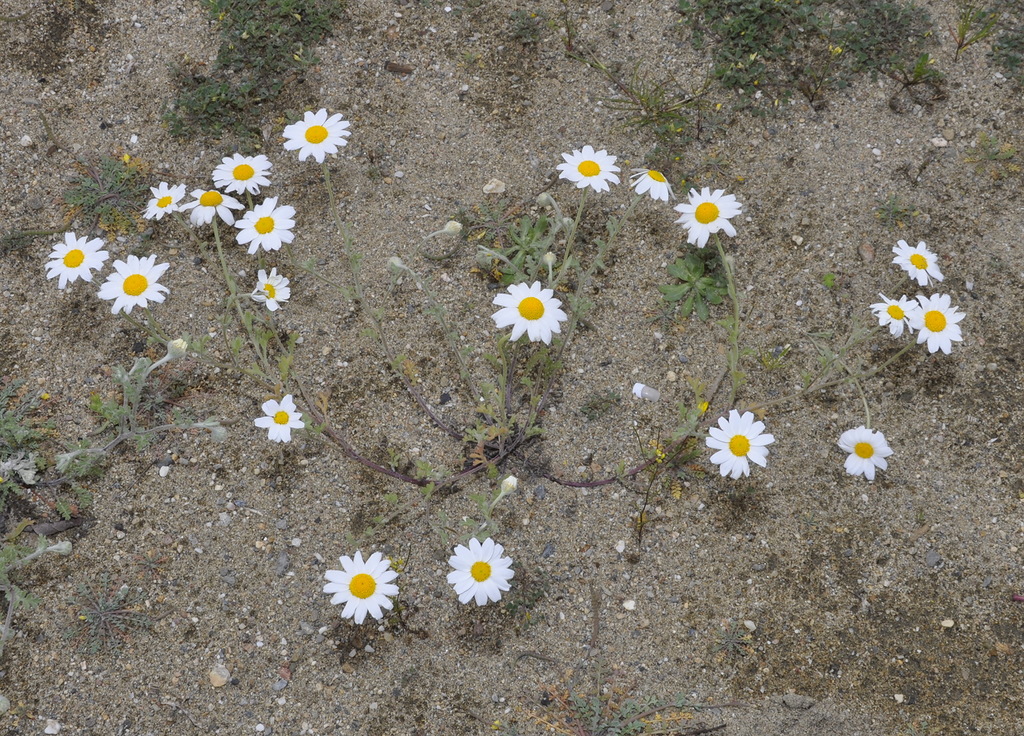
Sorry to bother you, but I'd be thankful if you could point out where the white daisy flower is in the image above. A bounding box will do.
[556,145,620,193]
[870,294,919,337]
[705,409,775,480]
[447,537,514,606]
[143,182,187,221]
[234,197,296,254]
[629,169,674,202]
[323,551,399,625]
[892,240,943,287]
[178,189,244,227]
[673,187,742,249]
[45,232,108,289]
[250,268,291,311]
[837,425,893,481]
[907,294,964,355]
[212,154,272,195]
[282,109,351,163]
[253,394,304,443]
[96,255,169,314]
[491,281,568,344]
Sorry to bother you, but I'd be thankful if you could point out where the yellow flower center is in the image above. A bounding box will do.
[273,410,290,425]
[199,191,223,207]
[854,442,874,459]
[909,253,928,269]
[647,170,667,183]
[264,283,276,299]
[471,561,492,582]
[518,296,544,320]
[577,160,600,177]
[694,202,720,224]
[255,216,275,234]
[305,125,329,144]
[157,195,173,208]
[233,164,255,180]
[122,274,148,296]
[886,304,905,320]
[349,573,376,599]
[729,435,750,457]
[63,249,85,268]
[924,310,946,332]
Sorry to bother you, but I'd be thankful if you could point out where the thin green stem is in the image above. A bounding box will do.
[714,233,743,407]
[553,189,587,288]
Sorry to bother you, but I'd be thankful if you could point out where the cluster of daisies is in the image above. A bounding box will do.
[486,145,741,348]
[699,241,965,483]
[546,145,968,484]
[874,239,964,355]
[45,110,350,319]
[324,533,515,623]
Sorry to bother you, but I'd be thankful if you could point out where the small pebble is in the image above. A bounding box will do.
[19,135,33,147]
[743,620,756,632]
[614,540,626,554]
[622,600,636,611]
[941,619,954,628]
[209,664,230,687]
[272,679,288,691]
[44,720,61,734]
[894,694,905,704]
[483,178,506,195]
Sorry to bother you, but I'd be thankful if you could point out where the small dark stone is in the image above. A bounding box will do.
[925,549,942,568]
[275,551,291,577]
[439,391,452,405]
[541,543,555,558]
[272,679,288,691]
[533,485,546,500]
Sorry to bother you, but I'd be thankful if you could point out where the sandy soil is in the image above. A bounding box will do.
[1,0,1023,734]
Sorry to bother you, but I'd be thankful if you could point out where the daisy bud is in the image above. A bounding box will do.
[442,220,463,235]
[536,192,556,208]
[46,540,72,556]
[166,338,188,360]
[500,475,518,496]
[209,426,228,443]
[387,256,407,273]
[541,252,557,268]
[632,383,660,402]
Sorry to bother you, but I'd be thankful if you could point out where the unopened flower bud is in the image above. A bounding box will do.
[632,383,660,402]
[166,338,188,360]
[387,256,406,272]
[500,475,518,495]
[47,540,72,556]
[442,220,462,235]
[541,252,557,267]
[536,192,555,209]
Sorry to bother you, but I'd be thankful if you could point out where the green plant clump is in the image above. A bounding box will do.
[67,575,152,654]
[165,0,345,140]
[63,156,149,235]
[659,250,727,320]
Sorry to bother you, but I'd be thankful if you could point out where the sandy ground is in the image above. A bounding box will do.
[1,0,1023,734]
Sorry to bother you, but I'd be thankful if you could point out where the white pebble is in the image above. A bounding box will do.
[622,600,636,611]
[19,135,33,147]
[614,540,626,554]
[44,720,61,734]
